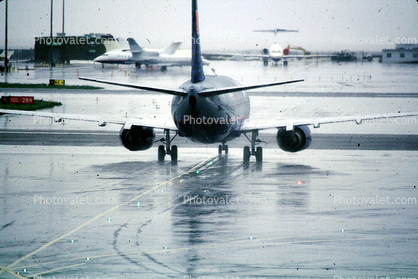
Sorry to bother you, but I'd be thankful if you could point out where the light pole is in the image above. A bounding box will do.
[49,0,53,65]
[3,0,8,72]
[62,0,65,35]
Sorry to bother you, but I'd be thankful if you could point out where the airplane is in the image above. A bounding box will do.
[0,50,14,61]
[219,28,329,66]
[94,37,209,71]
[1,0,418,165]
[254,28,299,66]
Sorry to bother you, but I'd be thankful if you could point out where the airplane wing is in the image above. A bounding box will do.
[282,54,332,59]
[0,109,178,131]
[239,112,418,132]
[203,52,330,60]
[203,52,269,59]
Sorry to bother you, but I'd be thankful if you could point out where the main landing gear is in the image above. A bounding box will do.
[218,141,228,155]
[243,130,264,163]
[157,129,178,165]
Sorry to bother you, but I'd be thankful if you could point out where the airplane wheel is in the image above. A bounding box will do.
[225,145,229,155]
[171,145,178,165]
[243,146,250,162]
[158,145,165,162]
[283,60,288,66]
[263,60,268,66]
[256,147,263,163]
[218,145,223,155]
[161,66,167,72]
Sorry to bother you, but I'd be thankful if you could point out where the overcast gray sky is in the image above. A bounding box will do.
[1,0,418,52]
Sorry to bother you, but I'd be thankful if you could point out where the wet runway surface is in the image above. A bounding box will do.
[1,145,418,278]
[1,60,418,278]
[1,130,418,151]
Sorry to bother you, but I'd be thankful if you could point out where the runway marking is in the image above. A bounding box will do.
[0,265,28,278]
[12,233,369,275]
[30,263,87,278]
[2,155,219,278]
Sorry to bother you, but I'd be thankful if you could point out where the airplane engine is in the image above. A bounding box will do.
[120,125,155,151]
[276,125,311,152]
[283,48,290,55]
[262,48,269,66]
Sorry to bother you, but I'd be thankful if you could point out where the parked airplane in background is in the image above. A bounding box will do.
[228,28,329,66]
[0,50,14,61]
[1,0,418,165]
[94,37,209,71]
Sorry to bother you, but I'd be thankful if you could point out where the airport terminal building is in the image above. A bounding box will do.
[34,33,112,64]
[381,44,418,63]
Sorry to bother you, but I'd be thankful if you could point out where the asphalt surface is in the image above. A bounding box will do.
[1,130,418,151]
[0,146,417,278]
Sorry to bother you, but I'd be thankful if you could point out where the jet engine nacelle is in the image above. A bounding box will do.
[283,48,290,55]
[120,125,155,151]
[276,125,311,152]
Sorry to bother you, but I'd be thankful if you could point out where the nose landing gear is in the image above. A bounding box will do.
[218,141,229,155]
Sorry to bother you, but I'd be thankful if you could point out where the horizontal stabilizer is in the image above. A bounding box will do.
[253,28,299,34]
[78,77,187,97]
[199,79,304,97]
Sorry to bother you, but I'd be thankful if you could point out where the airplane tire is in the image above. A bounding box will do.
[171,145,178,165]
[256,147,263,163]
[243,146,251,162]
[225,145,229,155]
[218,145,223,155]
[158,145,165,162]
[283,60,288,66]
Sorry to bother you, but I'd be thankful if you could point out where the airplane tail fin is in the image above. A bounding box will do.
[162,42,182,55]
[0,50,14,60]
[117,37,130,51]
[191,0,205,83]
[127,38,143,53]
[103,37,122,52]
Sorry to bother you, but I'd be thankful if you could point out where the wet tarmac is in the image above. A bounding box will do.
[1,130,418,151]
[1,60,418,278]
[0,146,417,278]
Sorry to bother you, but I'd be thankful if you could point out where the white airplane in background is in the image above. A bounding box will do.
[225,28,329,66]
[94,37,209,71]
[254,28,299,66]
[1,0,418,165]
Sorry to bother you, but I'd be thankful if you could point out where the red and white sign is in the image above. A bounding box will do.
[8,96,34,104]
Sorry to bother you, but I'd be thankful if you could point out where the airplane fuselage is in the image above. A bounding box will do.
[94,49,209,67]
[172,75,250,144]
[94,50,134,64]
[269,44,284,62]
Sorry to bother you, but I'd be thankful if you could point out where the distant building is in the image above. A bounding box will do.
[34,33,113,64]
[381,44,418,63]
